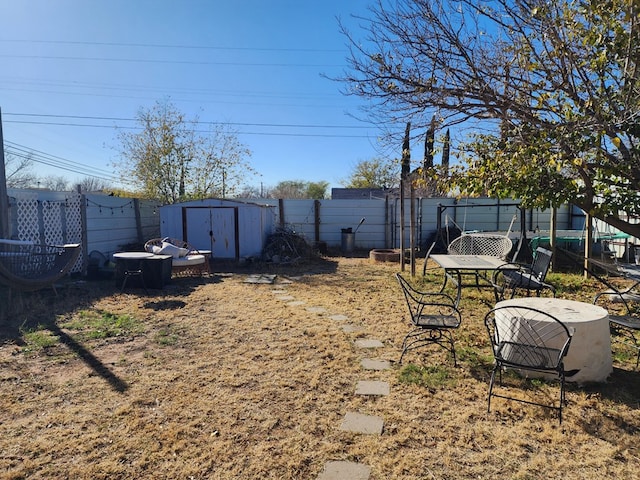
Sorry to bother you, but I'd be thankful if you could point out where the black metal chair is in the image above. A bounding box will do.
[396,273,462,365]
[593,284,640,368]
[421,241,437,276]
[484,305,574,423]
[492,247,555,301]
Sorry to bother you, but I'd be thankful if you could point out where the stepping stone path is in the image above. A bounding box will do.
[339,412,384,434]
[354,339,384,349]
[275,295,296,301]
[306,306,327,314]
[317,461,371,480]
[361,358,391,371]
[260,280,392,479]
[244,274,277,284]
[341,324,362,334]
[355,380,389,396]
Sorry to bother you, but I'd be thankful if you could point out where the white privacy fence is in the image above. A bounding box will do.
[250,197,574,251]
[4,188,602,272]
[7,189,159,273]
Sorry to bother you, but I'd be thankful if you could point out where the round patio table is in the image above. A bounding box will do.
[112,252,155,291]
[113,252,154,260]
[495,297,612,383]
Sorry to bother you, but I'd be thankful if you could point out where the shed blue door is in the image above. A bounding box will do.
[184,207,238,259]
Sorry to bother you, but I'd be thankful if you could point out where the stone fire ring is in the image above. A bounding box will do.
[369,249,401,262]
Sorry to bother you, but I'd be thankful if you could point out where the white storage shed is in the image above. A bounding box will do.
[159,199,277,260]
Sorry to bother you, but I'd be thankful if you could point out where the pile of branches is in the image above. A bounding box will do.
[262,227,314,264]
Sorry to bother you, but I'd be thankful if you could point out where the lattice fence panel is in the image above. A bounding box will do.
[65,194,83,273]
[12,192,84,274]
[42,201,64,245]
[15,193,40,243]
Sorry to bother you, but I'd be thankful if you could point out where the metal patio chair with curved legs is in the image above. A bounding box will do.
[593,285,640,369]
[396,273,462,365]
[446,234,513,289]
[492,247,555,301]
[484,305,574,423]
[447,233,513,259]
[421,241,437,276]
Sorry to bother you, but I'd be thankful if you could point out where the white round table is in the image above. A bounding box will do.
[495,297,612,383]
[113,252,154,260]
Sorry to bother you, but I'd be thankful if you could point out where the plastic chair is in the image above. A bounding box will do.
[484,305,574,423]
[396,273,462,365]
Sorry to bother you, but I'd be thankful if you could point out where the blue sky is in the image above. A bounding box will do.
[0,0,396,192]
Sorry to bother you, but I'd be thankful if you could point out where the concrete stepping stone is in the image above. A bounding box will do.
[244,274,276,284]
[355,339,384,349]
[360,358,391,370]
[329,314,349,322]
[317,461,371,480]
[271,289,289,294]
[341,324,362,334]
[287,300,306,307]
[339,412,383,434]
[306,306,327,314]
[355,380,389,396]
[275,295,296,301]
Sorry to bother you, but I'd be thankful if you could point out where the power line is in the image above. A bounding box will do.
[5,120,371,138]
[0,53,342,68]
[0,77,338,100]
[4,112,370,129]
[3,114,376,138]
[4,140,115,177]
[0,38,344,54]
[3,140,127,186]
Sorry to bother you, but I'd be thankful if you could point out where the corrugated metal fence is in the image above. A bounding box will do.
[251,197,574,251]
[6,189,586,272]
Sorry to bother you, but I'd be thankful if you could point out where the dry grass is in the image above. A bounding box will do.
[0,254,639,479]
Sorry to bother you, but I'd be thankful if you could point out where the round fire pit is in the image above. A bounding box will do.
[369,249,401,262]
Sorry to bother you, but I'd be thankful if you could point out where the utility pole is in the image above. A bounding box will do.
[0,108,9,238]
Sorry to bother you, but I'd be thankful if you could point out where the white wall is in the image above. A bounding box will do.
[85,194,160,256]
[261,197,573,251]
[4,189,604,266]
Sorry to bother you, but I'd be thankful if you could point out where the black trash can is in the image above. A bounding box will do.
[341,228,355,253]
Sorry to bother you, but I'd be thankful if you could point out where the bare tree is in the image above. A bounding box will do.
[340,0,640,236]
[4,152,37,188]
[76,176,111,193]
[39,175,70,191]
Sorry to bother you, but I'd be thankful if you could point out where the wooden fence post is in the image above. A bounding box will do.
[314,199,320,243]
[134,198,143,243]
[0,108,9,238]
[78,185,89,274]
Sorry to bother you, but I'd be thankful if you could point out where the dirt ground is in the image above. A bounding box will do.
[0,254,639,479]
